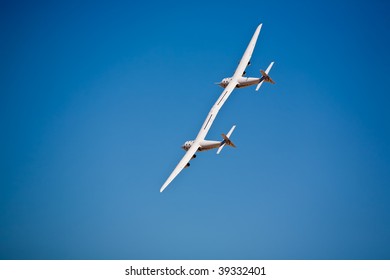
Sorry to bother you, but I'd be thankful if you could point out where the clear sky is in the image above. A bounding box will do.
[1,0,389,259]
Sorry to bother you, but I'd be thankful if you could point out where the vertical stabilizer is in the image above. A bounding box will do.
[217,125,236,154]
[256,61,275,91]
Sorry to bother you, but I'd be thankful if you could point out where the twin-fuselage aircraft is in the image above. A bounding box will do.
[160,23,275,192]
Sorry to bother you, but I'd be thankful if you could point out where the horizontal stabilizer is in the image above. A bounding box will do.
[217,125,236,154]
[256,61,275,91]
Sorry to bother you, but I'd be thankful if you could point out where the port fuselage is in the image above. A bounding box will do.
[219,76,263,89]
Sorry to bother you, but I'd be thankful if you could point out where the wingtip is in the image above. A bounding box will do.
[160,183,167,193]
[160,174,175,193]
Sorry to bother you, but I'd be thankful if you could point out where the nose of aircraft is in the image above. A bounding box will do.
[181,141,189,150]
[216,78,229,88]
[181,141,193,151]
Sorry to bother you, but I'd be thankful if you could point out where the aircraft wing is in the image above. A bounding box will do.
[160,24,263,193]
[232,24,262,80]
[194,22,262,141]
[160,79,237,193]
[194,23,262,142]
[160,141,200,192]
[195,80,238,141]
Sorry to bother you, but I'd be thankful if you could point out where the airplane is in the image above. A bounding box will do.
[160,23,275,193]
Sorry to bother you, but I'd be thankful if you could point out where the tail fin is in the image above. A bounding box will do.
[256,61,275,91]
[217,125,236,154]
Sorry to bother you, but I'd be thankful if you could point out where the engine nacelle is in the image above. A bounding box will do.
[184,162,190,169]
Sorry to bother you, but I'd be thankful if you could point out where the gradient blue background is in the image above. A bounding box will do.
[1,0,389,259]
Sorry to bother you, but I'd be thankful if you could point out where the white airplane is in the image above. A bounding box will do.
[160,23,275,192]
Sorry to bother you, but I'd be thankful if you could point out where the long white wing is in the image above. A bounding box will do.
[195,80,238,141]
[232,23,262,80]
[160,81,237,193]
[195,23,262,141]
[160,142,200,192]
[160,81,238,193]
[160,24,262,192]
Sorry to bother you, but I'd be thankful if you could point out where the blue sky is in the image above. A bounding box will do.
[1,0,389,259]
